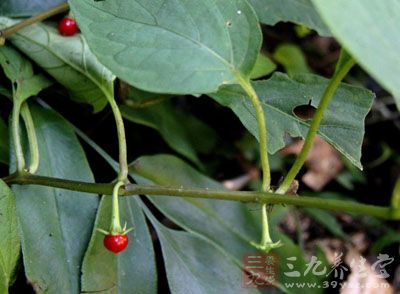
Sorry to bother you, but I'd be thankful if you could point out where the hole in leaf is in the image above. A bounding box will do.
[292,100,316,121]
[226,21,232,27]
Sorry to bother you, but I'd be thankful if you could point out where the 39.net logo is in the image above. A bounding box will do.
[242,252,394,289]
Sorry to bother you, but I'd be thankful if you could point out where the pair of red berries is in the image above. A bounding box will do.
[58,17,79,36]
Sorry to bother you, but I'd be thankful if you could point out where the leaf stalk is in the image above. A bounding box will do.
[107,95,129,182]
[11,101,25,172]
[20,103,39,173]
[276,51,356,194]
[237,74,279,251]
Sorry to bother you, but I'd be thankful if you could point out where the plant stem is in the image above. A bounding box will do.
[20,103,39,173]
[237,75,276,250]
[391,178,400,210]
[237,76,271,191]
[276,55,356,194]
[41,96,128,183]
[11,101,25,172]
[260,204,272,244]
[107,96,128,182]
[0,3,69,44]
[4,172,112,193]
[110,181,124,233]
[3,172,399,220]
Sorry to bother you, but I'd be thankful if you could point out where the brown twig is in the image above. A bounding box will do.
[0,2,69,45]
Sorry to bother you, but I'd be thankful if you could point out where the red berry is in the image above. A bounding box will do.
[58,17,78,36]
[103,234,128,253]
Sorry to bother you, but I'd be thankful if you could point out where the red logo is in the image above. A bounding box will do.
[242,253,278,288]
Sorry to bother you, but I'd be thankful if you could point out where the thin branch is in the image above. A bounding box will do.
[0,3,69,44]
[276,52,356,194]
[2,173,399,220]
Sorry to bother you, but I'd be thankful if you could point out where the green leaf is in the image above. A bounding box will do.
[273,44,311,76]
[0,0,65,17]
[130,154,259,256]
[302,208,347,239]
[250,52,276,79]
[11,104,99,293]
[130,154,324,293]
[0,45,52,104]
[0,85,12,99]
[121,101,218,167]
[0,18,114,112]
[81,196,157,294]
[0,118,9,165]
[210,73,374,169]
[141,203,258,294]
[0,180,20,292]
[370,231,400,254]
[295,25,313,38]
[69,0,262,94]
[248,0,331,36]
[311,0,400,109]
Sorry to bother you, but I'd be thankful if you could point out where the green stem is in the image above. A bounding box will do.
[237,76,271,191]
[107,96,128,182]
[260,204,272,244]
[237,75,276,250]
[0,3,69,44]
[20,103,39,173]
[11,101,25,172]
[391,178,400,210]
[4,172,112,194]
[3,172,399,220]
[276,55,356,194]
[110,181,124,233]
